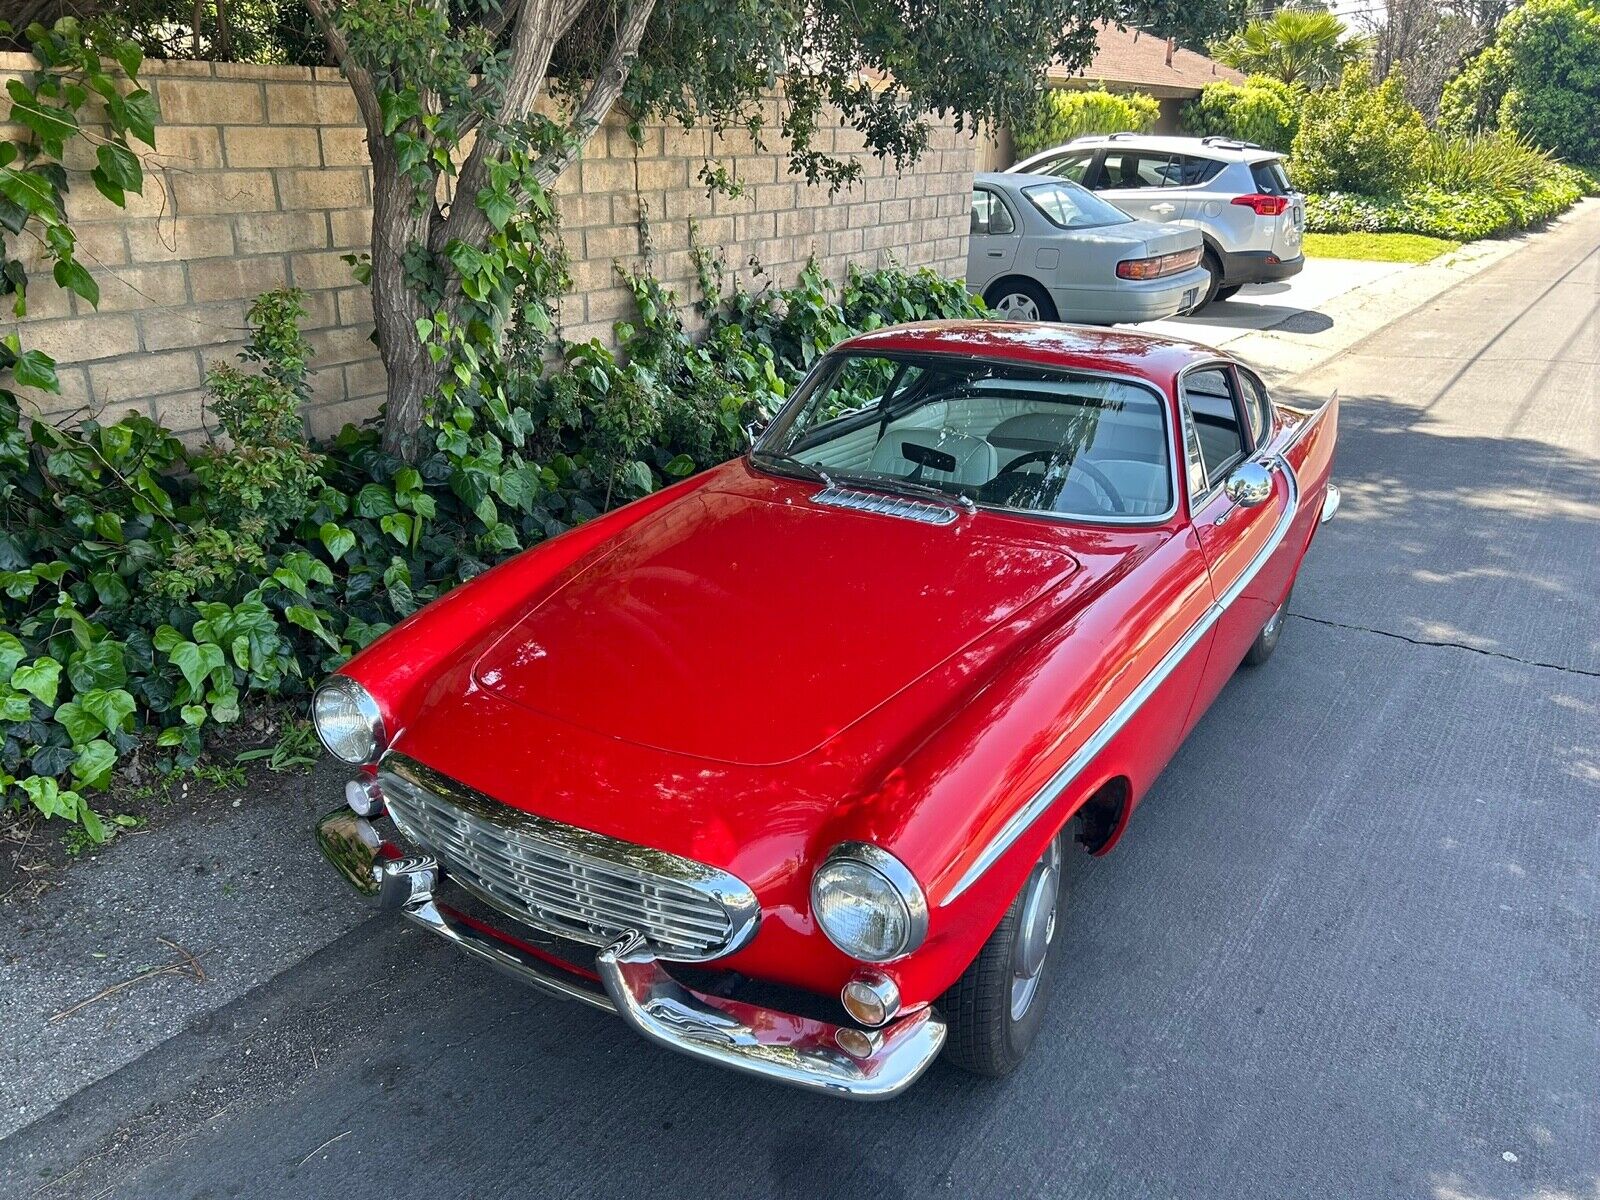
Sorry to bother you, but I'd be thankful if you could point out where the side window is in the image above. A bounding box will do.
[1096,151,1177,190]
[970,188,1016,236]
[1177,156,1225,186]
[1037,151,1094,185]
[1236,368,1272,448]
[1179,367,1249,497]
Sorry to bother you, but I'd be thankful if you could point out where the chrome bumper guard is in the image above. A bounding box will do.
[317,810,946,1100]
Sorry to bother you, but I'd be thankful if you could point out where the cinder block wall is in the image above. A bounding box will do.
[0,55,976,439]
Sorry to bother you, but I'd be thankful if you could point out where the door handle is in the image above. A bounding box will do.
[986,250,1005,258]
[1151,203,1177,215]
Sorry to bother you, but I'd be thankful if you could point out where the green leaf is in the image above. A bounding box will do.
[12,348,59,391]
[0,689,33,722]
[95,141,143,192]
[285,604,341,651]
[170,641,227,694]
[79,687,136,735]
[121,89,158,147]
[353,483,399,518]
[113,39,144,81]
[19,775,73,820]
[7,79,78,154]
[52,700,98,745]
[72,738,117,790]
[12,656,60,706]
[665,454,696,477]
[379,511,413,545]
[68,640,127,691]
[76,797,106,843]
[54,258,99,307]
[180,703,207,727]
[0,631,24,680]
[152,624,184,654]
[319,522,356,562]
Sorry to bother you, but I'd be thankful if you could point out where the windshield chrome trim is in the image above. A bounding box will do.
[942,449,1304,906]
[750,351,1182,528]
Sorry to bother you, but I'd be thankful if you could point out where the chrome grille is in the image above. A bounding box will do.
[811,485,958,525]
[378,756,757,961]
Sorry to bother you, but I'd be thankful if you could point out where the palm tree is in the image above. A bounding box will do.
[1213,9,1363,87]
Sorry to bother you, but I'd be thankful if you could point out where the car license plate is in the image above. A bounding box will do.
[1181,287,1199,310]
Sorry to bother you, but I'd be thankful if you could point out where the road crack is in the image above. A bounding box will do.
[1288,612,1600,679]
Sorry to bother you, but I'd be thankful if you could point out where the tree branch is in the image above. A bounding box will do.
[532,0,655,187]
[302,0,385,143]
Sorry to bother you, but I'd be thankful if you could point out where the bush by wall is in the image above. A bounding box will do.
[1180,75,1304,151]
[1306,161,1592,239]
[1012,87,1159,159]
[1290,64,1428,194]
[0,261,984,839]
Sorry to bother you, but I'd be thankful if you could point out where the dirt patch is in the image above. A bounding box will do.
[1,704,322,906]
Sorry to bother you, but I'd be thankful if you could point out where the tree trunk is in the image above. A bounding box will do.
[370,152,443,461]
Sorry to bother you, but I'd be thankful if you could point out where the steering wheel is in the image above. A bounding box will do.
[998,450,1127,514]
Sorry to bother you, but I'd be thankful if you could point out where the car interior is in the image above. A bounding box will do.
[775,358,1176,520]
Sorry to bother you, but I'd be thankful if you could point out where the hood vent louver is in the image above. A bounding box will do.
[810,485,959,526]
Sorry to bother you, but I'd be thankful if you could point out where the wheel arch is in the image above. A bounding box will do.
[1066,774,1133,857]
[982,274,1054,312]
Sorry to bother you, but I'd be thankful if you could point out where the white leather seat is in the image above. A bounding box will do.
[1092,459,1170,515]
[868,428,997,488]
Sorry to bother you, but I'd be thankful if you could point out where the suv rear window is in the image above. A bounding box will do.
[1250,159,1292,195]
[1179,156,1226,186]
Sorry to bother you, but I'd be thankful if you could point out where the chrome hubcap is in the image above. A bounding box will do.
[1264,602,1286,639]
[995,292,1040,321]
[1010,839,1061,1020]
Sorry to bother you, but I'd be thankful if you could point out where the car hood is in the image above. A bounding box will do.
[470,476,1078,766]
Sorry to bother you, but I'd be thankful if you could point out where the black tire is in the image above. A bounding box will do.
[1215,284,1243,302]
[941,836,1064,1077]
[1242,592,1291,666]
[1192,250,1223,310]
[984,278,1059,323]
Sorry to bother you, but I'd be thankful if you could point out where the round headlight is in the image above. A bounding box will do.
[312,676,387,765]
[811,843,929,963]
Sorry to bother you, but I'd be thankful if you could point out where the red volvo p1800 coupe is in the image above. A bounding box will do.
[313,321,1338,1100]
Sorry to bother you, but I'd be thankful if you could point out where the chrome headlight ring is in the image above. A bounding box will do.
[810,842,929,963]
[311,675,388,766]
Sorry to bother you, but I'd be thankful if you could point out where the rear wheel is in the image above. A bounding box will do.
[941,835,1063,1077]
[1215,284,1243,302]
[1192,250,1223,310]
[985,278,1058,323]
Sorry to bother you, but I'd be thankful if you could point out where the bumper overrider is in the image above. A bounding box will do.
[315,807,947,1100]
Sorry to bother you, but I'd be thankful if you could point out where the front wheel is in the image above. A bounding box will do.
[985,278,1059,323]
[941,836,1063,1077]
[1242,591,1291,666]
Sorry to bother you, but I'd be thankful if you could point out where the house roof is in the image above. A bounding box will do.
[1047,22,1245,98]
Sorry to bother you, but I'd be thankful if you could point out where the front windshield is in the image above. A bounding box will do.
[754,352,1174,521]
[1023,181,1132,230]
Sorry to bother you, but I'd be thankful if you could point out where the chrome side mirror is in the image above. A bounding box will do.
[1223,462,1274,508]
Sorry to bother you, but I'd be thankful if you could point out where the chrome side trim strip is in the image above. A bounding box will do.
[942,452,1302,905]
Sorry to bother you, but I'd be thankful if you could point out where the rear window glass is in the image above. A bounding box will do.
[1250,160,1292,195]
[1021,181,1131,230]
[1179,156,1226,186]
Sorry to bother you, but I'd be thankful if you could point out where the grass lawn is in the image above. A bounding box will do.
[1303,231,1462,263]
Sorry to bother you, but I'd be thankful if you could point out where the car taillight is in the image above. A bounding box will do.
[1116,247,1203,280]
[1231,193,1289,216]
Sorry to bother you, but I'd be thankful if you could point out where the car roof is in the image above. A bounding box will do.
[975,170,1084,190]
[832,321,1227,387]
[1022,133,1283,163]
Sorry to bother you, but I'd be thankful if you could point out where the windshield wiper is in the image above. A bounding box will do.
[833,472,977,513]
[751,448,834,488]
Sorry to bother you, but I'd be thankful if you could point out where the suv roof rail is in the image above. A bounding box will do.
[1199,135,1262,150]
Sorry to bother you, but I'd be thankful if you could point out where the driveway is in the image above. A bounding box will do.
[3,207,1597,1200]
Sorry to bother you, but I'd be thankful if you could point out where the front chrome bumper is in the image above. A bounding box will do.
[316,810,946,1100]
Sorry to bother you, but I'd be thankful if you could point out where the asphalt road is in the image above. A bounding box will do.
[4,209,1597,1200]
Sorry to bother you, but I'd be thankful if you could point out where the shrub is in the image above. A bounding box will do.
[1180,75,1304,151]
[1291,64,1428,194]
[1494,0,1600,165]
[1012,88,1159,158]
[1305,161,1588,239]
[1414,131,1555,196]
[1437,47,1510,138]
[1,260,985,839]
[1211,8,1361,88]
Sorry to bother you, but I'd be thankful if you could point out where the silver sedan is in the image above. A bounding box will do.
[967,171,1210,324]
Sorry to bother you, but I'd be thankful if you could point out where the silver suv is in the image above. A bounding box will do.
[1010,133,1306,308]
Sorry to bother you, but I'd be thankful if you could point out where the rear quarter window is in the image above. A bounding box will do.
[1249,160,1292,195]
